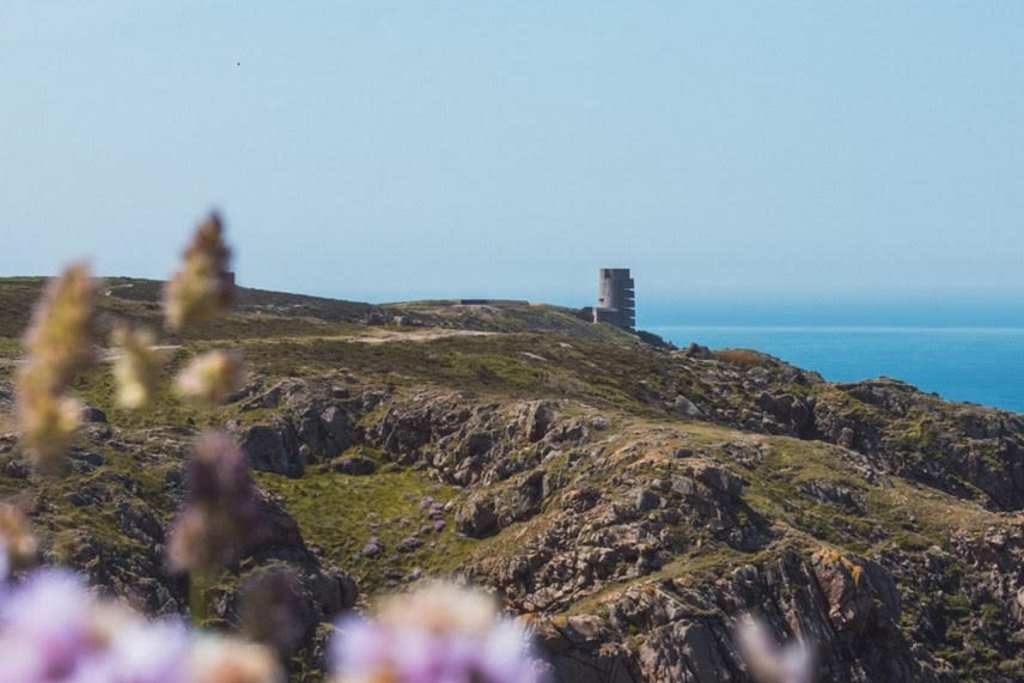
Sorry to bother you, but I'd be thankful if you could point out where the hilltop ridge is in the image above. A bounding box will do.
[2,277,1024,681]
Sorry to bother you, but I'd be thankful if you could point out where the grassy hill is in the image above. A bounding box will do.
[2,277,1023,681]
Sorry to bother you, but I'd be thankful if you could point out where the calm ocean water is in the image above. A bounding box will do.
[648,326,1024,414]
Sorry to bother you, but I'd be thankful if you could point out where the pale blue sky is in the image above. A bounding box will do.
[2,2,1022,323]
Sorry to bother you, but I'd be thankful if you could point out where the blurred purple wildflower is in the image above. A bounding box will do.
[187,634,283,683]
[0,569,95,681]
[167,432,262,573]
[63,617,190,683]
[0,543,8,584]
[0,565,283,683]
[329,582,545,683]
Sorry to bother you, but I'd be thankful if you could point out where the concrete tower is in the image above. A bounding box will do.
[593,268,635,330]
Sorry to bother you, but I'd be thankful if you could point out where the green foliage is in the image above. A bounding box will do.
[255,465,479,593]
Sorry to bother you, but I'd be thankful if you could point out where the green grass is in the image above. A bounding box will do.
[255,465,479,593]
[0,277,46,338]
[235,330,702,417]
[0,440,178,566]
[0,337,21,358]
[71,356,207,431]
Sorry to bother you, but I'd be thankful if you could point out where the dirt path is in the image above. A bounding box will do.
[343,329,497,344]
[0,330,496,369]
[0,345,184,369]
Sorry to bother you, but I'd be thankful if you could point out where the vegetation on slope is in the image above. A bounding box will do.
[2,277,1024,680]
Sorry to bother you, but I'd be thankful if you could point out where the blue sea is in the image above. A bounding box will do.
[648,326,1024,414]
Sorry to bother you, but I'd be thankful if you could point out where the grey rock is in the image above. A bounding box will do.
[240,421,304,477]
[635,488,661,512]
[397,536,423,553]
[331,456,376,476]
[361,536,383,558]
[80,406,107,423]
[456,497,498,538]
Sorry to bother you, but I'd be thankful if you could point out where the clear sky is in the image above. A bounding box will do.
[3,2,1022,324]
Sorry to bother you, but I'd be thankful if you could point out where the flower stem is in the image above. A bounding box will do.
[188,570,208,626]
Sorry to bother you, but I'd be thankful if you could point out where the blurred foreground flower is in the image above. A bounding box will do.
[735,614,814,683]
[175,350,245,405]
[167,432,261,574]
[21,263,97,389]
[15,262,98,469]
[329,582,545,683]
[111,324,167,409]
[190,633,285,683]
[14,386,82,470]
[0,567,283,683]
[165,212,235,331]
[0,503,38,575]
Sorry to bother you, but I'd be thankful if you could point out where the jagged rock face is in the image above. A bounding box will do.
[286,381,1019,681]
[808,380,1024,510]
[298,404,355,459]
[220,562,357,657]
[455,495,499,538]
[215,377,1024,680]
[670,356,1024,512]
[239,421,305,477]
[535,549,942,683]
[229,380,370,477]
[367,393,588,488]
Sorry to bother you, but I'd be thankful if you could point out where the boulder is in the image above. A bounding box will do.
[80,406,107,423]
[240,421,304,477]
[361,536,383,558]
[456,497,498,538]
[635,488,661,512]
[682,343,713,359]
[524,401,556,442]
[689,462,743,498]
[758,391,814,436]
[298,404,354,459]
[331,456,376,476]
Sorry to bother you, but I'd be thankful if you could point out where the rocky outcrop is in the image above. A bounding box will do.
[297,403,354,458]
[455,496,498,538]
[367,393,589,489]
[330,455,376,475]
[228,380,379,476]
[1,421,357,673]
[670,361,1024,513]
[46,371,1021,682]
[220,562,357,659]
[809,380,1024,511]
[537,549,943,683]
[239,421,304,477]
